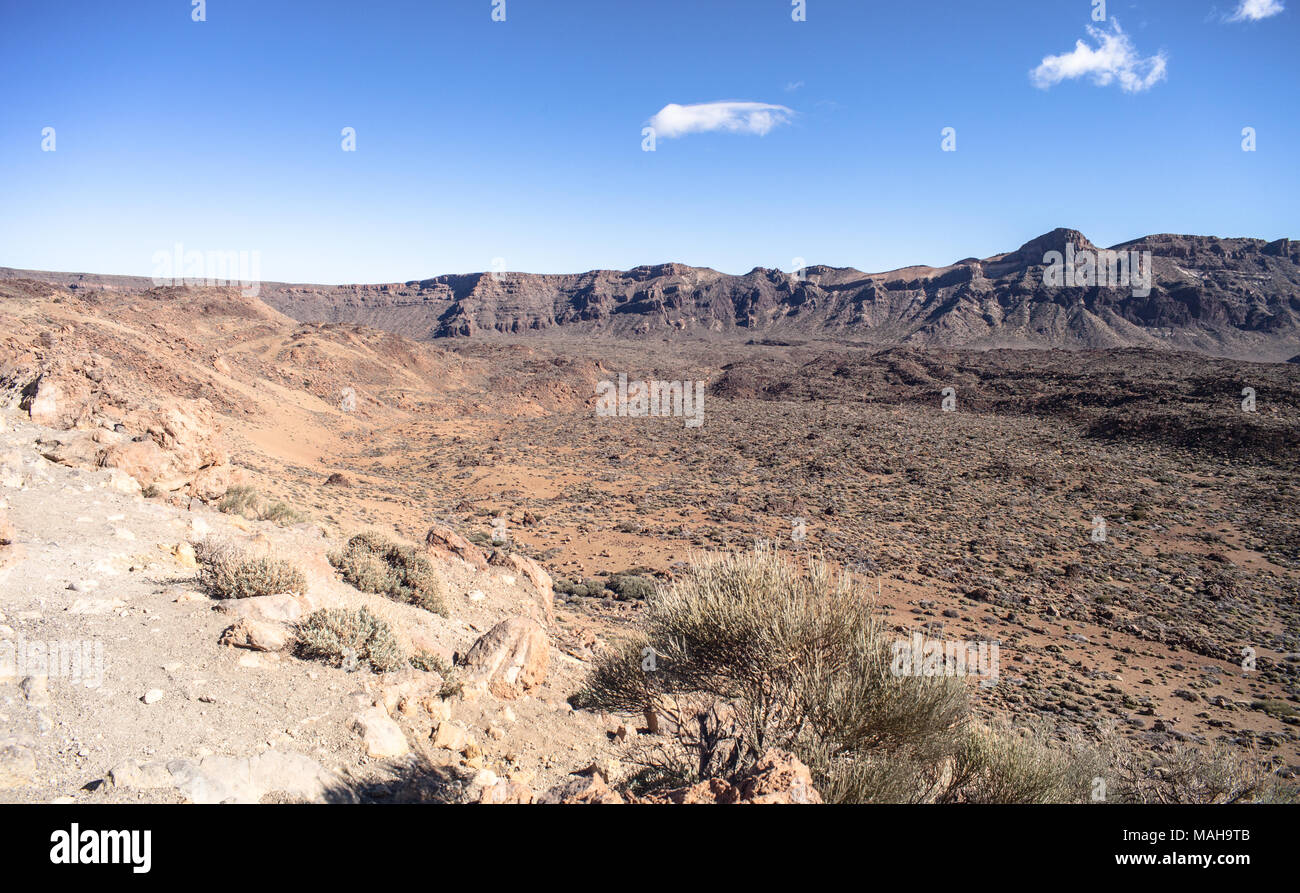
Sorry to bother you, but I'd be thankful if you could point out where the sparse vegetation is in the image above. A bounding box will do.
[1100,737,1297,804]
[606,573,656,601]
[1249,698,1297,720]
[329,531,448,616]
[576,545,973,802]
[217,485,307,526]
[409,650,464,696]
[577,545,1295,804]
[196,538,307,600]
[296,607,407,673]
[409,649,451,675]
[556,573,654,600]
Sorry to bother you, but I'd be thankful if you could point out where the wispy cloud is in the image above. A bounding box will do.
[1228,0,1285,21]
[647,101,794,139]
[1030,19,1167,93]
[784,81,805,93]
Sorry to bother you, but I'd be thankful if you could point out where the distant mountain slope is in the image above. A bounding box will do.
[5,229,1298,360]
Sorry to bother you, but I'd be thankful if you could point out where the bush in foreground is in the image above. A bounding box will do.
[575,545,1295,804]
[576,544,971,801]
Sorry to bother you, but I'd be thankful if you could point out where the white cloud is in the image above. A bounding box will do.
[1030,20,1167,93]
[647,101,794,139]
[1229,0,1285,21]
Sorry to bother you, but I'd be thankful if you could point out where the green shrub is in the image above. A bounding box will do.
[217,485,260,517]
[260,500,306,525]
[1251,698,1298,719]
[409,649,451,675]
[296,607,407,673]
[329,531,448,616]
[196,539,307,600]
[577,545,1294,805]
[607,574,657,601]
[576,544,969,800]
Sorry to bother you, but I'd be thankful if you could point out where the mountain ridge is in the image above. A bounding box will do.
[4,228,1298,360]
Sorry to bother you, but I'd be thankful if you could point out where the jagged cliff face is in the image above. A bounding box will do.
[5,229,1299,360]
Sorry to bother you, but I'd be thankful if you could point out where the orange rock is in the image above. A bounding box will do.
[539,774,625,804]
[633,749,823,804]
[424,523,488,570]
[460,617,549,700]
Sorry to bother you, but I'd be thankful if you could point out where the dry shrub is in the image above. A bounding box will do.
[217,485,306,526]
[329,531,447,616]
[1099,735,1297,804]
[576,544,970,801]
[296,607,407,673]
[196,538,307,600]
[577,545,1295,804]
[938,723,1104,804]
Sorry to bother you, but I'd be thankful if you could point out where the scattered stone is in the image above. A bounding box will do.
[221,618,292,652]
[0,741,37,789]
[351,707,409,759]
[108,751,353,804]
[478,778,535,804]
[19,676,50,708]
[431,722,472,753]
[539,773,625,804]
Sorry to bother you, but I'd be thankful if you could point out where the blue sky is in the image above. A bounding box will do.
[1,0,1296,282]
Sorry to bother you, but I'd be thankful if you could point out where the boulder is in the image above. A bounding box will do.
[460,617,549,700]
[424,523,488,570]
[430,722,473,753]
[351,707,409,759]
[217,592,317,624]
[39,435,103,469]
[20,378,237,500]
[478,779,535,804]
[102,439,170,489]
[539,774,625,804]
[191,463,240,501]
[220,618,293,652]
[107,760,176,790]
[105,468,143,496]
[634,749,823,804]
[23,377,62,426]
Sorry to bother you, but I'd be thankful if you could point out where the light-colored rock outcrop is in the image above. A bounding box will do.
[460,617,549,700]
